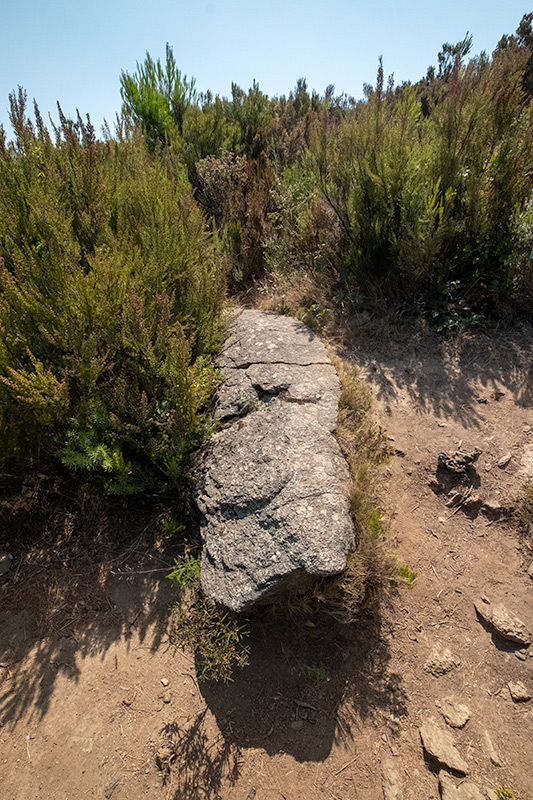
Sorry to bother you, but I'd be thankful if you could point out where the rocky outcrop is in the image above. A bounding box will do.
[195,310,353,612]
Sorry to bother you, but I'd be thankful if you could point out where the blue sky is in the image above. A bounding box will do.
[1,1,530,134]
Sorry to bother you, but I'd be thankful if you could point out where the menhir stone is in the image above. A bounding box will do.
[195,310,353,612]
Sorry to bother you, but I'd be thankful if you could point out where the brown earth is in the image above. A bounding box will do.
[1,316,533,800]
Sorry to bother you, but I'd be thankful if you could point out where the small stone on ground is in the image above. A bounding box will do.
[424,647,459,677]
[484,731,502,767]
[438,696,471,728]
[419,719,468,775]
[439,771,485,800]
[497,452,512,468]
[381,756,402,800]
[474,598,530,646]
[508,681,531,702]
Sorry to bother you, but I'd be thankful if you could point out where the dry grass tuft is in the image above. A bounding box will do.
[269,357,397,621]
[324,358,397,620]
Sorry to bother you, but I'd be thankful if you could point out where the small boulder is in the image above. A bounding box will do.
[424,647,459,677]
[474,598,530,646]
[508,680,531,702]
[419,719,468,775]
[438,696,471,728]
[381,757,402,800]
[0,553,13,576]
[439,771,485,800]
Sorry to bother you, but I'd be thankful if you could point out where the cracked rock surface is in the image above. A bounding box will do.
[196,310,353,612]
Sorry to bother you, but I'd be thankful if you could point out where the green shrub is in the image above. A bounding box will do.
[167,553,201,587]
[0,91,224,493]
[310,48,533,302]
[168,556,250,682]
[120,43,197,147]
[494,788,517,800]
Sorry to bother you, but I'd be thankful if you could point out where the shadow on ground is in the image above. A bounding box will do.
[340,313,533,428]
[0,493,181,729]
[0,492,406,800]
[158,604,406,800]
[203,606,405,759]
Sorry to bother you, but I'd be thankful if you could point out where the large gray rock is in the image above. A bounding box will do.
[196,310,353,612]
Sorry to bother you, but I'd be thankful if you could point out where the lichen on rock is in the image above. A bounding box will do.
[195,310,354,612]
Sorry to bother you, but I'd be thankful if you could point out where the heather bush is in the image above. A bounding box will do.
[310,44,533,303]
[116,21,533,308]
[0,91,224,494]
[264,165,341,275]
[195,150,273,287]
[120,43,197,148]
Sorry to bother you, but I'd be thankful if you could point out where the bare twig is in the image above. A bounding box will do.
[334,755,358,776]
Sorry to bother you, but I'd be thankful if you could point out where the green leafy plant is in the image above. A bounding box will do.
[494,788,517,800]
[0,92,224,494]
[392,564,418,588]
[120,43,197,147]
[168,555,250,682]
[307,665,331,681]
[161,515,186,538]
[167,554,201,587]
[171,595,250,682]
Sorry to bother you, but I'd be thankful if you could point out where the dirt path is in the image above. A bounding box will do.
[1,321,532,799]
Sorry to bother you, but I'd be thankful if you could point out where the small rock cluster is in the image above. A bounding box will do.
[431,448,507,518]
[381,594,531,799]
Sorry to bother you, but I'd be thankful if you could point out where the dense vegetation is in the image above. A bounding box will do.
[0,93,224,496]
[1,15,532,497]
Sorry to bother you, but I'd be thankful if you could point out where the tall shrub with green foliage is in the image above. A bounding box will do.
[310,46,533,301]
[310,70,431,289]
[0,91,224,494]
[120,44,197,148]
